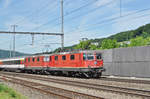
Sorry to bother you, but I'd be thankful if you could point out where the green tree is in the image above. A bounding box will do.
[75,40,91,50]
[145,37,150,45]
[129,37,147,47]
[142,32,149,38]
[101,39,119,49]
[119,42,128,48]
[89,44,97,50]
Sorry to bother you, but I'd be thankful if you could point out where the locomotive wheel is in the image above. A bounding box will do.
[82,72,91,78]
[93,72,102,78]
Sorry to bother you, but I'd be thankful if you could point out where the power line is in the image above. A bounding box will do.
[51,0,115,28]
[72,11,150,33]
[25,0,115,49]
[14,0,56,25]
[66,7,150,33]
[31,0,98,31]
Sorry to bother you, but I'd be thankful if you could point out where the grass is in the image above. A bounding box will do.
[0,83,27,99]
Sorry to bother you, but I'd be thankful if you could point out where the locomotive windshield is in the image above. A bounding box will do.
[96,53,102,60]
[83,53,94,60]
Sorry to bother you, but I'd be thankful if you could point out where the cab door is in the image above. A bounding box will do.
[43,56,49,67]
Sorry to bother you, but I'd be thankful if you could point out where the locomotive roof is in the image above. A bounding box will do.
[0,50,103,60]
[28,50,103,57]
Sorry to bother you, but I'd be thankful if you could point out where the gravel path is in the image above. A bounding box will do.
[35,75,150,91]
[1,72,150,99]
[7,75,146,99]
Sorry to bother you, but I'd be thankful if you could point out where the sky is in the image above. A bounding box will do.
[0,0,150,54]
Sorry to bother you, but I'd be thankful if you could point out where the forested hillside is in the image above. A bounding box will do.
[54,23,150,52]
[0,49,30,59]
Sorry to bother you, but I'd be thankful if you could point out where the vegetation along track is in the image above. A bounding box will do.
[0,75,103,99]
[1,72,150,99]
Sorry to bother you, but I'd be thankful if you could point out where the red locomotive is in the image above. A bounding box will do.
[0,51,105,78]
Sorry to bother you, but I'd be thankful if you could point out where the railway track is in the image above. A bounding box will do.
[0,75,103,99]
[100,76,150,85]
[0,72,150,99]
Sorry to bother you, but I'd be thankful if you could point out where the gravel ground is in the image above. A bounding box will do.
[0,79,65,99]
[1,73,150,99]
[7,76,146,99]
[40,75,150,91]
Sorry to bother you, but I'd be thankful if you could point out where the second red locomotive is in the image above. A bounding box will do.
[24,51,105,78]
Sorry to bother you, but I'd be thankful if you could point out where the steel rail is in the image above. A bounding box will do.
[100,76,150,85]
[0,75,103,99]
[22,75,150,98]
[1,72,150,98]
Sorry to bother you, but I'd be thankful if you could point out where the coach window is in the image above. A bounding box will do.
[62,55,66,60]
[70,55,75,60]
[37,57,40,62]
[55,56,58,61]
[32,58,35,62]
[16,60,20,64]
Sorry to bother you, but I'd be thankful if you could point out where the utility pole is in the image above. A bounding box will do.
[31,34,34,46]
[61,0,64,49]
[120,0,122,17]
[11,25,18,57]
[9,40,12,58]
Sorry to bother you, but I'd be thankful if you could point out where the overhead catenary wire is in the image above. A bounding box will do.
[77,12,150,33]
[14,0,56,26]
[10,0,58,43]
[31,0,99,31]
[66,7,150,33]
[21,0,126,50]
[49,0,115,29]
[1,0,150,54]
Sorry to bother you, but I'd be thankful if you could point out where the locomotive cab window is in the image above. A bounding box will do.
[70,55,75,60]
[87,53,94,60]
[83,53,94,60]
[96,53,102,60]
[62,55,66,60]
